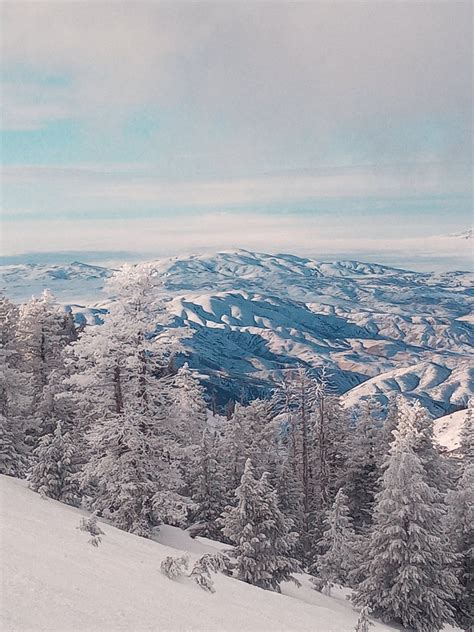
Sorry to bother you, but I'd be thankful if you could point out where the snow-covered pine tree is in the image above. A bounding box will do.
[312,488,360,593]
[409,397,454,494]
[0,296,29,475]
[343,400,382,531]
[171,363,208,445]
[190,428,227,539]
[221,459,300,592]
[276,367,320,563]
[0,414,27,476]
[459,402,473,461]
[446,404,473,630]
[354,606,373,632]
[311,372,351,512]
[169,362,210,501]
[15,290,68,417]
[353,400,459,632]
[73,264,188,536]
[28,420,79,505]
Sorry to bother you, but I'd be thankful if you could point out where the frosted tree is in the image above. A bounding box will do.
[354,606,373,632]
[171,363,208,445]
[312,489,360,593]
[220,398,280,505]
[15,291,68,415]
[29,420,80,506]
[353,406,459,631]
[343,401,382,530]
[0,297,30,475]
[276,367,320,563]
[72,264,188,536]
[408,398,454,494]
[78,513,105,547]
[160,554,189,580]
[190,428,227,539]
[0,414,27,476]
[169,363,210,498]
[446,405,473,630]
[459,402,473,461]
[221,459,300,591]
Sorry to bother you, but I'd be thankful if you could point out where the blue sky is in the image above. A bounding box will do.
[1,2,472,265]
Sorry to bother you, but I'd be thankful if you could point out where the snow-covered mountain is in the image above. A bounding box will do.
[1,249,473,414]
[0,474,407,632]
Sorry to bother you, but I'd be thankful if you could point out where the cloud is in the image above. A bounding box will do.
[3,161,469,214]
[2,1,472,163]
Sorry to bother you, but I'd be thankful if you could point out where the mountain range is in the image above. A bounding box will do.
[1,249,472,416]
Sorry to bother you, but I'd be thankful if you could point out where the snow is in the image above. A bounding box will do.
[433,409,468,452]
[342,362,474,418]
[1,249,473,411]
[0,474,399,632]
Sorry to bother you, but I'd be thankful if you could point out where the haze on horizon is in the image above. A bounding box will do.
[1,1,472,269]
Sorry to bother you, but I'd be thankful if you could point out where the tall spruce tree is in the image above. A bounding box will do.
[446,404,473,630]
[344,400,382,531]
[0,296,30,475]
[353,398,459,632]
[190,428,227,539]
[221,459,300,591]
[313,489,360,593]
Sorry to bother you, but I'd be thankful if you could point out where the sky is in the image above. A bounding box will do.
[1,1,472,268]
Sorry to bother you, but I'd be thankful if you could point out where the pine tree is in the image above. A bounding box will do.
[344,401,382,531]
[220,400,277,499]
[446,405,473,630]
[190,428,227,539]
[353,401,459,632]
[15,290,68,417]
[354,606,373,632]
[409,397,454,494]
[313,489,360,593]
[171,363,208,445]
[221,459,300,591]
[0,296,30,474]
[29,420,79,505]
[72,264,188,536]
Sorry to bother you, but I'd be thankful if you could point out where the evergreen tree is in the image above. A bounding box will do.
[313,489,360,593]
[354,606,373,632]
[446,405,473,630]
[72,264,188,536]
[221,399,278,501]
[190,428,227,539]
[409,397,454,494]
[353,399,459,632]
[29,420,79,505]
[0,295,30,474]
[0,414,27,476]
[221,459,300,591]
[15,290,68,416]
[171,363,208,445]
[344,401,382,531]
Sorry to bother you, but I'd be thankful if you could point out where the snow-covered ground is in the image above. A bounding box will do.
[0,475,399,632]
[433,408,469,452]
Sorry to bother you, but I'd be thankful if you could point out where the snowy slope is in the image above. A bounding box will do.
[1,249,472,413]
[0,475,397,632]
[433,409,469,452]
[342,362,474,417]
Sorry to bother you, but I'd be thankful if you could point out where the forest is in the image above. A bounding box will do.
[1,264,472,632]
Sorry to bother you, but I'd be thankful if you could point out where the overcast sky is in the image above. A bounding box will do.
[1,1,472,265]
